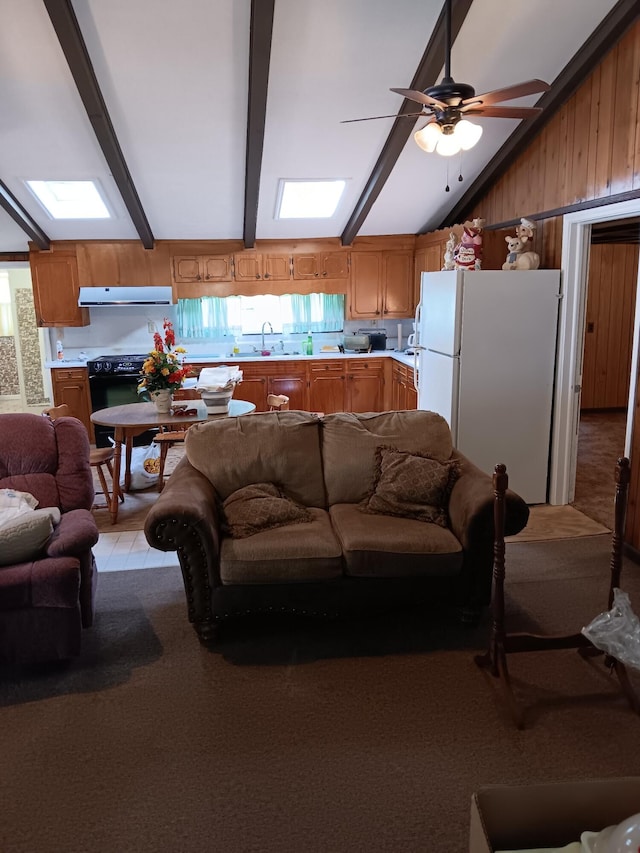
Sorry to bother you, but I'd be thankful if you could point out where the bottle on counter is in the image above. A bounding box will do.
[56,340,64,361]
[305,331,313,356]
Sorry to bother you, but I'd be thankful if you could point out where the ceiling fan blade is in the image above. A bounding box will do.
[341,111,426,124]
[462,105,543,119]
[462,79,549,107]
[390,87,447,110]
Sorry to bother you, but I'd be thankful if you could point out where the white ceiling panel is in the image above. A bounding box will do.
[0,0,631,253]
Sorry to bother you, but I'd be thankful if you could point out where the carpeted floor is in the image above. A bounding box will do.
[1,535,639,853]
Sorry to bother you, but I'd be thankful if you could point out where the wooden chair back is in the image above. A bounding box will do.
[267,394,290,411]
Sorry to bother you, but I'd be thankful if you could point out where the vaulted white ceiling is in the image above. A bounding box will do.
[0,0,627,253]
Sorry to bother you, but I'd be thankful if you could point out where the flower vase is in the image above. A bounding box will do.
[151,389,173,414]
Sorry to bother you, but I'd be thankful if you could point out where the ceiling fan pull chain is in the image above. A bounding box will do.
[458,151,464,183]
[445,159,450,192]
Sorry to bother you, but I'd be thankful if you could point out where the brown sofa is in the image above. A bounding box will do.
[144,410,529,644]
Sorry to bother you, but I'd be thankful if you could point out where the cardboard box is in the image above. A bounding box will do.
[469,777,640,853]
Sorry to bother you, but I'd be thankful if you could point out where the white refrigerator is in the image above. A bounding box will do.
[413,269,561,504]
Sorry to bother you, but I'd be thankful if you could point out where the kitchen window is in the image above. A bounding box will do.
[177,293,344,340]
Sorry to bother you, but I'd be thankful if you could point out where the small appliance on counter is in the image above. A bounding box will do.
[357,328,387,350]
[342,334,371,353]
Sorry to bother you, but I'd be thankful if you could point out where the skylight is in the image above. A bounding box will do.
[276,179,346,219]
[26,180,111,219]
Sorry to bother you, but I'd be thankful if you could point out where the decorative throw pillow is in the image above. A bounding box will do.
[360,446,460,527]
[222,482,312,539]
[0,508,60,567]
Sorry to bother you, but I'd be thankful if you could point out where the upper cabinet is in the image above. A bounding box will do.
[292,251,349,280]
[30,250,89,327]
[233,252,291,282]
[172,255,233,283]
[76,241,171,287]
[348,250,413,320]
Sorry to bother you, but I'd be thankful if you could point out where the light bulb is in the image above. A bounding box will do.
[435,132,462,156]
[414,122,441,153]
[455,119,483,151]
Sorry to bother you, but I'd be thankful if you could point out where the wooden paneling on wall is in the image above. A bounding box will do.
[581,243,639,410]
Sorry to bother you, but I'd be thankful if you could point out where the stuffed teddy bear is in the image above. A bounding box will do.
[454,218,485,271]
[502,235,540,270]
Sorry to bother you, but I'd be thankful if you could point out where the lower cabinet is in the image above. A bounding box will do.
[308,361,346,414]
[345,359,385,412]
[51,367,94,440]
[391,362,417,410]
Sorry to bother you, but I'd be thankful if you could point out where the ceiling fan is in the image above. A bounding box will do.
[343,0,550,156]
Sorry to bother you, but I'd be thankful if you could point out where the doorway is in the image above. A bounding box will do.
[570,228,639,529]
[550,199,640,507]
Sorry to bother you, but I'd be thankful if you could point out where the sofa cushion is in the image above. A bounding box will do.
[219,508,343,584]
[321,411,454,505]
[361,446,460,527]
[185,411,326,507]
[329,503,463,579]
[222,483,312,539]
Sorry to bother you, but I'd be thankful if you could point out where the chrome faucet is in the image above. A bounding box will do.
[261,321,274,350]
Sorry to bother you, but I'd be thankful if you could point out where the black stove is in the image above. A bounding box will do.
[87,354,147,375]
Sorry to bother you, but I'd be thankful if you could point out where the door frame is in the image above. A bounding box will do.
[549,198,640,504]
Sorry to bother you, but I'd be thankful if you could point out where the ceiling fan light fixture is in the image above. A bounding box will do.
[413,122,441,152]
[456,119,483,151]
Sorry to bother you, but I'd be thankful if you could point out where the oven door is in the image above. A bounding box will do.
[88,373,155,448]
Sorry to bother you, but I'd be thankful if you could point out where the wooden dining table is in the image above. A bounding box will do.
[90,399,256,524]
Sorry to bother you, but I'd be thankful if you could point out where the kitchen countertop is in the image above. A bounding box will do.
[46,351,417,369]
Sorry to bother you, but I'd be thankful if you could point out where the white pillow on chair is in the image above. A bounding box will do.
[0,507,61,567]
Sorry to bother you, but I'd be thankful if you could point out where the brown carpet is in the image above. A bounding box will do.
[2,535,640,853]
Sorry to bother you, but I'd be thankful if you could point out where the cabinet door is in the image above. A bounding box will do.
[52,368,93,439]
[346,360,385,412]
[233,254,263,281]
[292,254,321,279]
[31,254,89,327]
[235,374,267,411]
[173,256,202,282]
[269,376,307,410]
[202,255,232,281]
[322,252,349,279]
[348,253,382,319]
[391,364,406,410]
[405,369,418,410]
[263,253,291,281]
[383,251,413,317]
[308,361,346,414]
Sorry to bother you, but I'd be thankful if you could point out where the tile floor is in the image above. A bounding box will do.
[94,531,179,572]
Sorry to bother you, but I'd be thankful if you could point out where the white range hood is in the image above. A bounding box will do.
[78,286,173,306]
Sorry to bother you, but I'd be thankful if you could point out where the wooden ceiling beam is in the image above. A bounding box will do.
[42,0,155,249]
[0,180,50,250]
[435,0,640,231]
[243,0,276,249]
[340,0,475,247]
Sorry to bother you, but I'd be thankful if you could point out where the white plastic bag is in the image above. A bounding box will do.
[581,588,640,671]
[109,440,160,491]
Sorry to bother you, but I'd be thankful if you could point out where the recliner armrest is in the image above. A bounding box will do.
[46,509,99,557]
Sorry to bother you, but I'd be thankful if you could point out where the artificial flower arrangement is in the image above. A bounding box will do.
[137,319,190,394]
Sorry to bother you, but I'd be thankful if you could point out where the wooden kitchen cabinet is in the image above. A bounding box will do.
[267,360,308,409]
[30,251,89,327]
[345,358,385,412]
[172,255,233,283]
[51,367,94,439]
[308,360,346,414]
[392,362,417,411]
[233,252,291,282]
[292,251,349,280]
[76,241,171,287]
[348,250,413,320]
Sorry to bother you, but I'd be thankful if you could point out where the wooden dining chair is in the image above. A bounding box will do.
[43,405,123,510]
[153,388,201,491]
[267,394,290,411]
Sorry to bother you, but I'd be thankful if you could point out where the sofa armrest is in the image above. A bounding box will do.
[46,509,99,557]
[144,457,222,636]
[448,452,529,549]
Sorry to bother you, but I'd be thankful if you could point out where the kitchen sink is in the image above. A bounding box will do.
[228,351,301,357]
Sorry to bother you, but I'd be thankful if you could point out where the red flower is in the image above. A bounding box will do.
[153,331,164,352]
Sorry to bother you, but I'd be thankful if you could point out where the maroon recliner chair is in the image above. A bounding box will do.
[0,413,99,664]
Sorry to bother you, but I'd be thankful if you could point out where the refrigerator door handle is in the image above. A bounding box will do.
[413,301,422,348]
